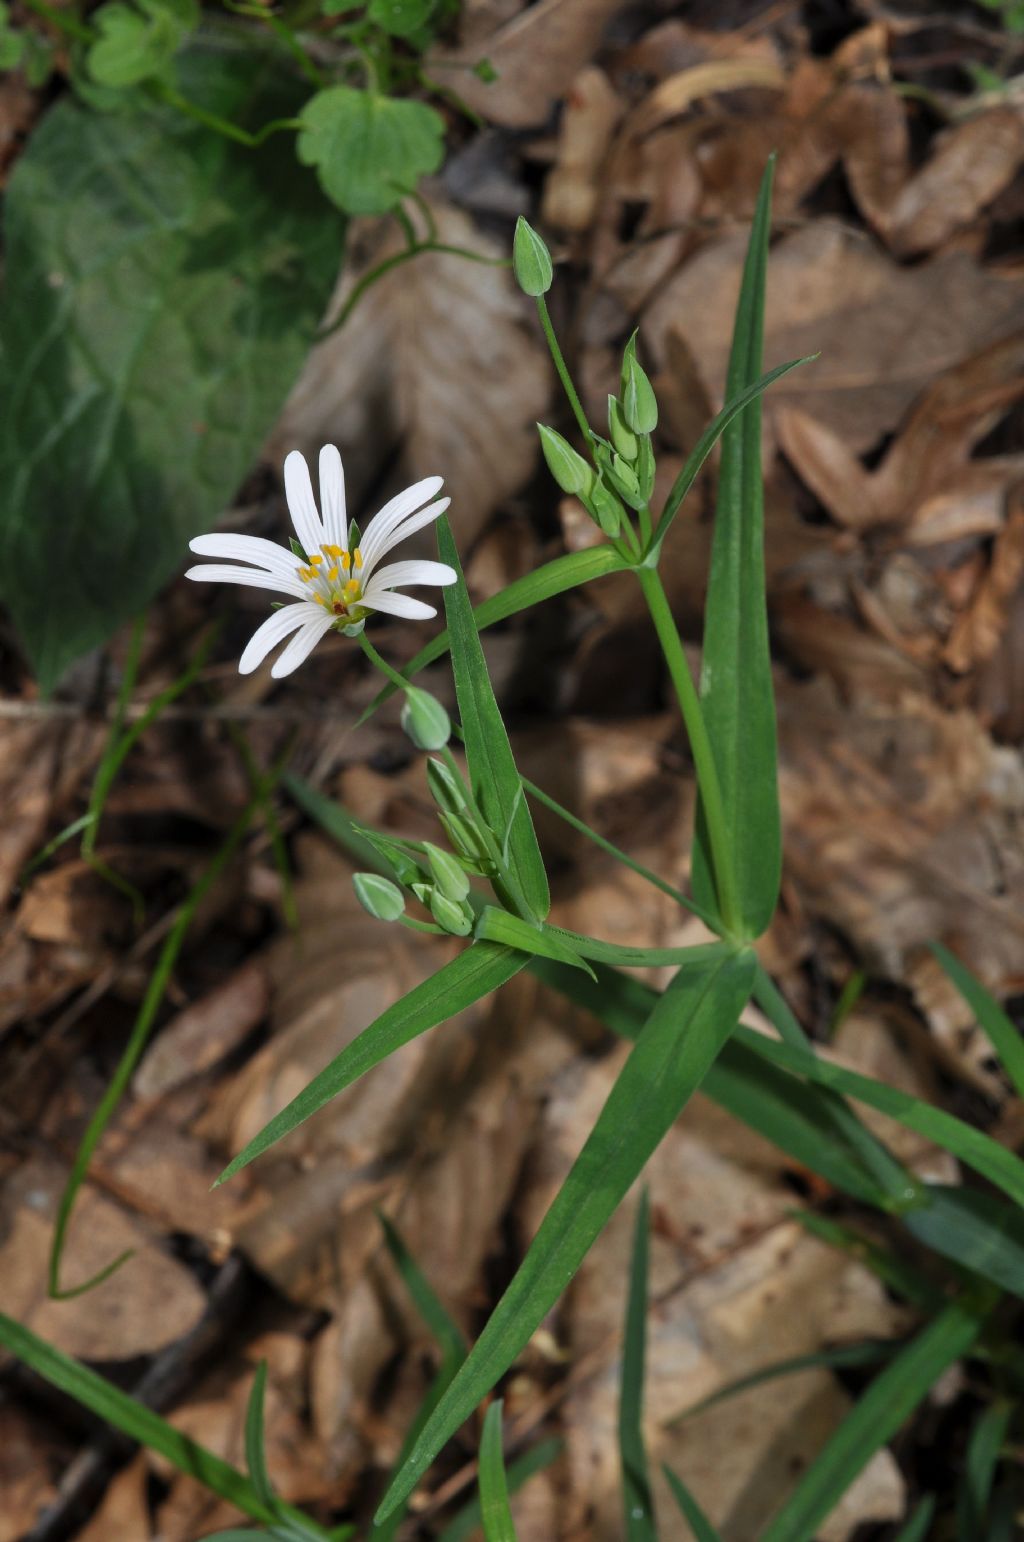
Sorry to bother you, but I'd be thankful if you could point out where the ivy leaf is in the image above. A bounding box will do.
[87,0,198,86]
[0,43,343,691]
[296,87,445,214]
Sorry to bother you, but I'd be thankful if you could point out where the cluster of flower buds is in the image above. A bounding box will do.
[513,217,659,546]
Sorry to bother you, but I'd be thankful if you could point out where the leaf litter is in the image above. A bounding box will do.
[5,4,1024,1539]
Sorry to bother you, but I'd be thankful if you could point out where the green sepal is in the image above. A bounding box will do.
[401,686,451,750]
[607,396,638,462]
[537,423,594,498]
[512,216,552,297]
[621,339,658,434]
[430,890,474,936]
[353,872,406,922]
[424,842,471,903]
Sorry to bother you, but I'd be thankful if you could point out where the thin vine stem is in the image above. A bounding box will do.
[535,294,593,448]
[317,240,510,343]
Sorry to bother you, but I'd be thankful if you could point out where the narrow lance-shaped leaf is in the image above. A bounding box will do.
[620,1189,656,1541]
[374,948,756,1522]
[956,1398,1012,1540]
[479,1400,518,1542]
[761,1297,989,1542]
[690,154,781,939]
[215,942,526,1185]
[663,1467,724,1541]
[436,1439,563,1542]
[436,516,549,921]
[930,941,1024,1101]
[358,544,630,724]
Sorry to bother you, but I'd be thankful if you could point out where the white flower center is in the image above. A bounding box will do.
[297,544,368,621]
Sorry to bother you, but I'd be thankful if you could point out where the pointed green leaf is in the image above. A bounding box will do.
[244,1363,275,1513]
[620,1190,656,1540]
[437,517,549,922]
[762,1298,988,1542]
[671,1342,893,1426]
[374,948,755,1522]
[437,1439,563,1542]
[956,1398,1011,1539]
[479,1401,518,1541]
[296,87,444,214]
[663,1467,723,1541]
[690,156,781,939]
[930,941,1024,1100]
[902,1184,1024,1301]
[475,907,595,977]
[215,942,526,1185]
[358,545,631,725]
[892,1497,935,1542]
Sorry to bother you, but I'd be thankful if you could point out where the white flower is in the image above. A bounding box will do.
[185,446,457,677]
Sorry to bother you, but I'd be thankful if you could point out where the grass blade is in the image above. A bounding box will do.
[663,1466,723,1541]
[690,155,780,940]
[620,1189,656,1540]
[479,1401,518,1542]
[930,942,1024,1100]
[436,1438,563,1542]
[244,1363,275,1514]
[374,949,756,1522]
[669,1342,894,1425]
[903,1185,1024,1300]
[957,1398,1011,1538]
[761,1298,989,1541]
[0,1313,329,1537]
[359,546,629,724]
[214,942,526,1186]
[437,516,548,922]
[892,1496,935,1542]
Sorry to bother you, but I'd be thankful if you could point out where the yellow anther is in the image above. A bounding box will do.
[326,565,338,582]
[311,592,327,605]
[341,551,351,571]
[297,566,312,582]
[309,554,323,565]
[344,578,361,602]
[352,546,363,568]
[322,544,343,558]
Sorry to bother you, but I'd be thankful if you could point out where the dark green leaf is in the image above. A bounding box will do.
[358,545,630,725]
[762,1299,988,1541]
[368,0,435,36]
[479,1401,517,1542]
[690,156,781,939]
[956,1398,1011,1539]
[930,941,1024,1100]
[87,0,197,85]
[0,41,342,692]
[437,517,549,922]
[215,941,526,1185]
[620,1189,656,1541]
[904,1184,1024,1301]
[475,907,595,976]
[663,1467,723,1541]
[670,1342,894,1425]
[244,1363,275,1513]
[891,1496,935,1542]
[374,949,755,1522]
[297,87,444,214]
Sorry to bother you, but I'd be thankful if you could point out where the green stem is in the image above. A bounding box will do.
[636,500,653,551]
[360,632,412,694]
[535,294,592,448]
[317,241,509,343]
[636,565,741,938]
[155,82,302,147]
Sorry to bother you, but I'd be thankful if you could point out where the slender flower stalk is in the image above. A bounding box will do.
[186,446,456,677]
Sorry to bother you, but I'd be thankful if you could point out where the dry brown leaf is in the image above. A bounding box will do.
[0,1403,60,1542]
[541,66,623,233]
[430,0,623,129]
[0,1157,206,1360]
[74,1457,152,1542]
[134,957,271,1100]
[944,502,1024,673]
[271,200,549,550]
[0,719,102,908]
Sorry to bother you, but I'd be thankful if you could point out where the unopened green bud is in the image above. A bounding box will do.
[586,478,624,537]
[513,216,552,297]
[426,755,466,814]
[359,828,422,888]
[610,453,640,499]
[430,890,474,936]
[410,880,434,907]
[607,396,638,461]
[621,342,658,433]
[439,811,489,865]
[401,687,450,751]
[424,842,471,903]
[353,873,405,922]
[537,424,594,498]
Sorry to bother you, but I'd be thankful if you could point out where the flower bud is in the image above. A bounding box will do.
[401,686,451,751]
[424,841,471,903]
[607,396,638,462]
[537,424,594,498]
[610,453,641,500]
[426,755,466,814]
[621,343,658,433]
[430,889,474,936]
[586,477,624,537]
[513,216,552,297]
[636,434,656,502]
[439,811,491,870]
[352,873,405,922]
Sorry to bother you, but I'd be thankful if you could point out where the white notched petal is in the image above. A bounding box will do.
[318,444,347,550]
[284,449,325,559]
[238,604,312,674]
[189,532,298,580]
[271,612,335,677]
[184,564,307,599]
[360,499,452,585]
[359,476,445,571]
[362,589,437,620]
[365,560,456,592]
